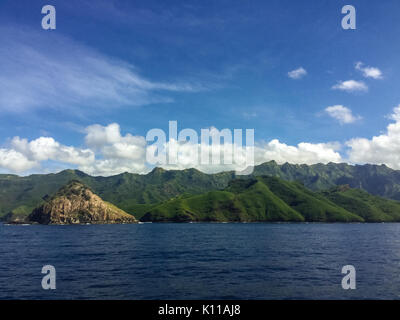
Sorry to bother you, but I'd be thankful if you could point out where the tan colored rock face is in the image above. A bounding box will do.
[28,181,137,225]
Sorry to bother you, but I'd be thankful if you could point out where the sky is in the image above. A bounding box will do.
[0,0,400,175]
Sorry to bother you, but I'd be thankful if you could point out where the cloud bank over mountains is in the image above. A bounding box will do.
[1,105,400,175]
[346,105,400,170]
[0,122,341,175]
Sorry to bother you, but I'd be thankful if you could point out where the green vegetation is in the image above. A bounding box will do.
[141,177,364,222]
[2,161,400,222]
[2,205,32,223]
[320,185,400,222]
[0,168,234,219]
[255,176,362,222]
[253,161,400,199]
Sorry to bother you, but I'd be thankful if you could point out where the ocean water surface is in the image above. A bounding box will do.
[1,222,400,299]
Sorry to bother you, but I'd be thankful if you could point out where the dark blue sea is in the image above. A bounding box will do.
[1,222,400,300]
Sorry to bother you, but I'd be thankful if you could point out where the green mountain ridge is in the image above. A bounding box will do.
[2,161,400,220]
[141,176,365,222]
[319,185,400,222]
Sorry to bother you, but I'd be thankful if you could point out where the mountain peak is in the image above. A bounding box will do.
[150,167,167,174]
[58,169,88,177]
[28,180,137,225]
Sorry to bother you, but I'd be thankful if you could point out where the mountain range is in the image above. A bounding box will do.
[145,176,400,222]
[2,161,400,222]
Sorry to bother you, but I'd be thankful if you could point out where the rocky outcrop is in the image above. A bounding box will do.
[28,180,137,225]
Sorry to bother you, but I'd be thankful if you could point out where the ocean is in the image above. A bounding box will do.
[1,222,400,299]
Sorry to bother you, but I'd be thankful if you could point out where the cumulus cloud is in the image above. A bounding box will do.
[0,27,202,113]
[146,137,342,174]
[0,122,345,175]
[0,149,37,172]
[79,158,148,177]
[332,80,368,93]
[288,67,307,79]
[82,123,148,176]
[11,137,95,165]
[325,105,361,124]
[10,114,400,174]
[0,124,148,175]
[143,126,255,174]
[0,136,94,173]
[388,105,400,122]
[9,108,400,174]
[346,105,400,169]
[355,62,383,79]
[255,139,342,165]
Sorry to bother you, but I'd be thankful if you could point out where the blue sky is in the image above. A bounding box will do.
[1,0,400,175]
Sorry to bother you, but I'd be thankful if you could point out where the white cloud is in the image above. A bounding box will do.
[0,122,345,175]
[85,123,147,163]
[332,80,368,93]
[11,137,95,165]
[0,136,94,173]
[0,124,148,175]
[9,108,400,174]
[325,105,361,124]
[288,67,307,79]
[85,123,127,150]
[355,62,383,79]
[9,112,400,174]
[0,149,37,172]
[82,123,148,175]
[146,137,342,174]
[255,139,342,165]
[0,27,202,113]
[79,159,148,177]
[388,105,400,122]
[346,105,400,169]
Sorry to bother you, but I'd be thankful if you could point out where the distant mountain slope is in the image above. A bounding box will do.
[254,176,362,222]
[141,177,363,223]
[27,181,137,225]
[140,178,305,222]
[254,161,400,199]
[320,185,400,222]
[2,161,400,219]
